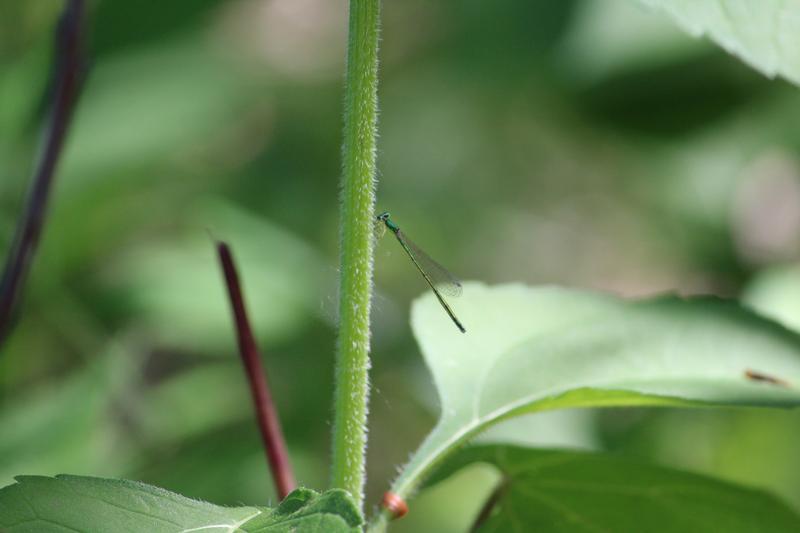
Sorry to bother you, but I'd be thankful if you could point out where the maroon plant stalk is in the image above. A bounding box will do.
[216,241,296,499]
[0,0,87,347]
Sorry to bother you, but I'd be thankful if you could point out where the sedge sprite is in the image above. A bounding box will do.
[376,211,466,333]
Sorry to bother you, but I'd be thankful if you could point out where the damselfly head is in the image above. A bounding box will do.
[377,211,390,221]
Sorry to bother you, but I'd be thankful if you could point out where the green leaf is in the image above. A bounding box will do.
[634,0,800,86]
[245,488,363,532]
[390,283,800,501]
[430,445,800,532]
[0,476,362,532]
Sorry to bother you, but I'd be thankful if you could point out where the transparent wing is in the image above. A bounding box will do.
[396,230,462,298]
[373,219,387,241]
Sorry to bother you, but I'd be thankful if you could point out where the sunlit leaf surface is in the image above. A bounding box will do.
[391,283,800,498]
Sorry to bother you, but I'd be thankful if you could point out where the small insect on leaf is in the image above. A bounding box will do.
[744,369,791,388]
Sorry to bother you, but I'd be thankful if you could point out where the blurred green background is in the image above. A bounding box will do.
[3,0,800,530]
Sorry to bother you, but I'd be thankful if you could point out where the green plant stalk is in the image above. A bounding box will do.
[330,0,381,511]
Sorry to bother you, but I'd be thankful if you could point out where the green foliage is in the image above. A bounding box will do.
[429,445,800,532]
[389,283,800,500]
[0,476,361,533]
[636,0,800,86]
[4,1,800,532]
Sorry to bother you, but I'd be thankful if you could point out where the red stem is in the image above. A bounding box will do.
[0,0,87,347]
[216,241,296,499]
